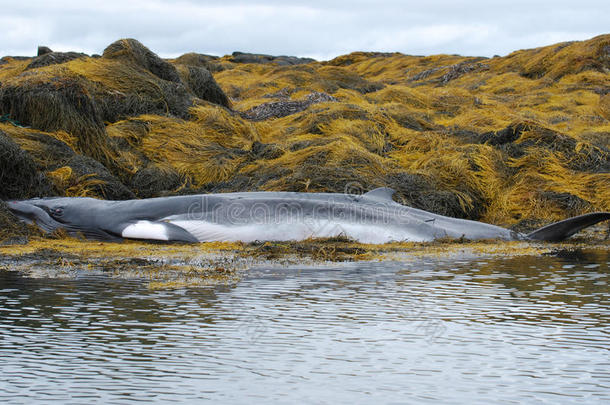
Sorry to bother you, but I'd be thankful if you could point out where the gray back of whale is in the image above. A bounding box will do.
[6,188,610,243]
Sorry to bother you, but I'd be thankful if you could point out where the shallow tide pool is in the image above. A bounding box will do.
[1,249,609,404]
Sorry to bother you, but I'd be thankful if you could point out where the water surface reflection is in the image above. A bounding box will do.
[1,249,608,403]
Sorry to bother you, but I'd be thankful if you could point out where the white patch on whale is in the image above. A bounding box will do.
[121,221,169,241]
[169,220,325,242]
[167,219,432,243]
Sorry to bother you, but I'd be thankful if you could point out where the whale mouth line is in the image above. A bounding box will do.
[7,201,62,232]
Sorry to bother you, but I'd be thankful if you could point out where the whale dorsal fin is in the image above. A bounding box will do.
[363,187,396,202]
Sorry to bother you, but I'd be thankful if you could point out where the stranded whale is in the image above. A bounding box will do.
[6,188,610,244]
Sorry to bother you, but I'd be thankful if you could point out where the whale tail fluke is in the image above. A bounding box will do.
[526,212,610,242]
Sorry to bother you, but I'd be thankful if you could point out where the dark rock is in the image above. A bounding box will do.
[0,56,31,65]
[410,61,489,84]
[229,52,315,66]
[242,92,337,121]
[26,51,87,70]
[410,67,443,82]
[439,62,489,84]
[37,46,53,56]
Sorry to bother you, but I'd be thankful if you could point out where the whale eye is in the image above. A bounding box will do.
[51,207,64,217]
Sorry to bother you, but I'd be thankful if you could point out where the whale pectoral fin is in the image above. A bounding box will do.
[363,187,396,203]
[119,220,198,243]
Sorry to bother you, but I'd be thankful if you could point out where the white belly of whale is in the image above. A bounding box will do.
[122,221,170,241]
[168,219,432,244]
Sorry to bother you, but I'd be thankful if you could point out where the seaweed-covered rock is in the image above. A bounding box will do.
[386,172,483,219]
[479,123,527,146]
[0,75,108,162]
[250,141,284,160]
[65,155,135,200]
[175,65,230,108]
[325,52,398,67]
[0,131,52,200]
[289,138,333,152]
[7,129,78,169]
[129,165,182,198]
[539,191,591,213]
[383,105,427,131]
[479,122,609,172]
[4,127,134,199]
[97,40,197,120]
[0,201,31,244]
[103,38,181,83]
[96,79,194,122]
[229,52,315,66]
[173,52,224,72]
[26,51,87,70]
[513,36,610,80]
[318,66,385,94]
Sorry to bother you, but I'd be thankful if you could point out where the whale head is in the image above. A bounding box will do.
[6,197,119,240]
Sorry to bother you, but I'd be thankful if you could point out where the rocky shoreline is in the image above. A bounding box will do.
[1,36,609,244]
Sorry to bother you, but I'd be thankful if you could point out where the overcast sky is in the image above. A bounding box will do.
[1,0,608,60]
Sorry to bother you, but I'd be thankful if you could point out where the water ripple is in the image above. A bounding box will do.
[0,250,609,403]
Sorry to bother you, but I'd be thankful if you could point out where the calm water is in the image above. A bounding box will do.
[1,249,609,404]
